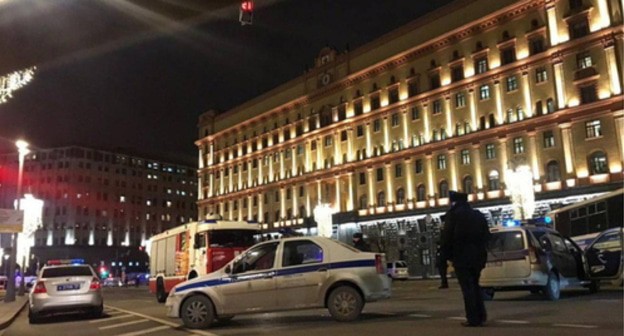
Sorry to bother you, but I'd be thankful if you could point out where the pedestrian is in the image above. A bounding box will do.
[352,232,371,252]
[435,242,449,289]
[441,191,491,327]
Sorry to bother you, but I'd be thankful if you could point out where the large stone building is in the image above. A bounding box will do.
[196,0,623,263]
[0,146,197,269]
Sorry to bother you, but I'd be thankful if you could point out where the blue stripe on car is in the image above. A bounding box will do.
[174,259,376,293]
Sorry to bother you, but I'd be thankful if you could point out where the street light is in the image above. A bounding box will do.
[5,139,29,302]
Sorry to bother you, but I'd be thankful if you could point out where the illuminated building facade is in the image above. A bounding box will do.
[196,0,623,242]
[0,146,197,254]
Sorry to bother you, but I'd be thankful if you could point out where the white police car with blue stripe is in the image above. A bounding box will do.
[166,236,392,329]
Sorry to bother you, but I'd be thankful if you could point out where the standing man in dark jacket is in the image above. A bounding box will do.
[352,232,371,252]
[442,191,491,327]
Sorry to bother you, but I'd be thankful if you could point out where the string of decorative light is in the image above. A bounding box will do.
[0,66,37,104]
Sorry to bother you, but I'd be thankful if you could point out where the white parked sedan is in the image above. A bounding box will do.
[166,236,392,329]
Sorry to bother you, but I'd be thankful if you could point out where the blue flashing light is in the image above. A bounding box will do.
[544,216,552,224]
[504,220,521,227]
[202,219,217,224]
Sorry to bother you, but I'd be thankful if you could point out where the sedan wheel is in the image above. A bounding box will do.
[180,295,215,329]
[327,286,363,322]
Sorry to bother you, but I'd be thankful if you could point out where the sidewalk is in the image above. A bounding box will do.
[0,295,28,330]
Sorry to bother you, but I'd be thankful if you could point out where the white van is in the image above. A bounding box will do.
[386,260,409,280]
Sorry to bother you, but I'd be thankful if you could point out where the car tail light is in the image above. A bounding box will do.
[528,246,540,265]
[90,278,101,291]
[375,254,384,274]
[33,281,47,294]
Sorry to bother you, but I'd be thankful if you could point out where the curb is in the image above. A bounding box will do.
[0,299,28,330]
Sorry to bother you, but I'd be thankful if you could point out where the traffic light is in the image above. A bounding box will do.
[239,0,254,25]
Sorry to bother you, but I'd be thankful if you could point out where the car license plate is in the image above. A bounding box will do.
[57,284,80,291]
[486,261,502,268]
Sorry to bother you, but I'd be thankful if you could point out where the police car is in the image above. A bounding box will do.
[28,259,103,323]
[480,220,595,301]
[166,236,392,329]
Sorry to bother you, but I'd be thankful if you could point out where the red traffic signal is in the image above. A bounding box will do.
[239,0,254,25]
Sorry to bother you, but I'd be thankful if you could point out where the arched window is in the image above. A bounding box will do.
[488,170,500,191]
[396,188,405,204]
[588,151,609,175]
[417,185,426,202]
[463,176,474,194]
[359,195,368,210]
[546,161,561,182]
[439,180,449,198]
[377,191,386,206]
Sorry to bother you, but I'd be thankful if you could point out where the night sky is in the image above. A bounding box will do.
[0,0,454,165]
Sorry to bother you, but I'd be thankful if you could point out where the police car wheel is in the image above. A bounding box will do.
[327,286,363,322]
[543,271,560,301]
[28,308,39,324]
[181,295,215,329]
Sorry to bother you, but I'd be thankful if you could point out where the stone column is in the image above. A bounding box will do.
[559,123,577,177]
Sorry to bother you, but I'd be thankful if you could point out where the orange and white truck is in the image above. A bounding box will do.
[148,217,260,302]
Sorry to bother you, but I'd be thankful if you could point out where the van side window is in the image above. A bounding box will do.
[282,240,323,267]
[548,234,567,252]
[488,231,524,252]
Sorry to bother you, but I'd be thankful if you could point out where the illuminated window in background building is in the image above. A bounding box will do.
[455,92,466,108]
[463,176,474,194]
[395,164,403,178]
[488,170,500,191]
[391,113,400,127]
[437,155,447,170]
[439,180,449,198]
[415,159,423,174]
[376,168,384,181]
[359,172,366,185]
[416,184,426,201]
[475,57,488,74]
[485,144,496,159]
[359,195,368,210]
[576,52,593,69]
[451,65,464,82]
[569,17,590,39]
[461,149,471,165]
[500,47,516,65]
[585,120,602,138]
[588,151,609,175]
[119,195,126,203]
[546,161,561,182]
[479,85,490,100]
[529,36,545,55]
[506,76,518,92]
[396,188,405,204]
[411,107,420,120]
[535,67,548,83]
[513,137,525,154]
[370,95,380,110]
[546,98,555,113]
[373,119,381,132]
[543,131,555,148]
[377,191,386,206]
[433,99,442,114]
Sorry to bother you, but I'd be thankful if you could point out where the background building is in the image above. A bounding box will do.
[197,0,623,274]
[0,146,197,272]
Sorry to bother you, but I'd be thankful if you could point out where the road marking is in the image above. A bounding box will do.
[105,305,221,336]
[89,314,134,323]
[496,320,530,324]
[409,314,432,318]
[552,323,598,329]
[106,311,124,316]
[99,319,149,330]
[114,325,170,336]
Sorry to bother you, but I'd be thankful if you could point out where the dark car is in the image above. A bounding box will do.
[585,228,623,286]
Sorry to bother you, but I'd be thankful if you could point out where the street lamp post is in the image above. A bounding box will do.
[4,140,29,302]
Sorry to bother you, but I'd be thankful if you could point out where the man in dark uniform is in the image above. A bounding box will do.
[352,232,371,252]
[442,191,491,327]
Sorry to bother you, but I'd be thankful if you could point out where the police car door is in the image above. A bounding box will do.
[220,242,278,313]
[276,239,327,309]
[585,229,623,279]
